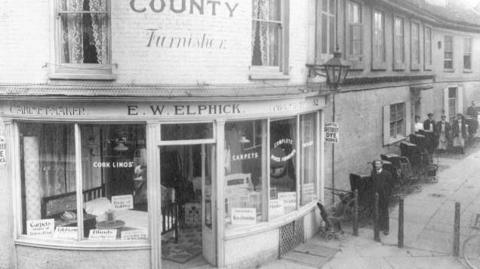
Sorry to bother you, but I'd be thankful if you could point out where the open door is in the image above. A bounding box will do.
[202,144,217,265]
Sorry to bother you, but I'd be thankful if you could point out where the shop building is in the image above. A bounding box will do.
[0,1,327,269]
[307,0,480,202]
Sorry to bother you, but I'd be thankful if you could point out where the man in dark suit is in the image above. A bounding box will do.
[423,113,436,161]
[371,160,394,235]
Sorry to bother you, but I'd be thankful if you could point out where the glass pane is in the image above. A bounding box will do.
[81,124,147,240]
[19,123,77,239]
[301,114,317,205]
[270,118,297,218]
[464,55,472,70]
[59,0,107,12]
[268,0,281,21]
[162,123,213,140]
[225,120,266,228]
[445,36,453,51]
[322,0,328,12]
[60,13,108,64]
[329,0,335,13]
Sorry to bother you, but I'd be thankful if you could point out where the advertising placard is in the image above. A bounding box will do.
[111,195,134,210]
[88,229,117,240]
[54,226,78,240]
[121,230,148,240]
[26,219,55,237]
[231,208,257,225]
[324,122,339,143]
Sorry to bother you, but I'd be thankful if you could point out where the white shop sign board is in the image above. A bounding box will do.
[54,226,78,240]
[88,229,117,240]
[324,122,339,143]
[27,219,54,237]
[231,208,257,225]
[111,195,134,210]
[121,230,148,240]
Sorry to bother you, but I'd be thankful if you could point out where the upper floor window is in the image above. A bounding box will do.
[393,17,405,70]
[424,26,432,70]
[252,0,283,67]
[464,37,472,71]
[411,22,420,70]
[52,0,113,80]
[346,1,363,69]
[316,0,336,63]
[372,10,386,69]
[444,35,454,70]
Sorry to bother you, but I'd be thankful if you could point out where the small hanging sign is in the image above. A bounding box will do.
[0,136,6,165]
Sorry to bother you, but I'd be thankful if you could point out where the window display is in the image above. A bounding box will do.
[300,113,317,205]
[19,122,148,241]
[81,124,148,240]
[19,123,77,239]
[270,118,297,217]
[224,120,266,227]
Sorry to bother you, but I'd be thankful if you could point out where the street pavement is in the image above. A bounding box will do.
[261,139,480,269]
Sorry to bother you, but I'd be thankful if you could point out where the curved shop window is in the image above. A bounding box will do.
[18,122,148,241]
[224,112,319,228]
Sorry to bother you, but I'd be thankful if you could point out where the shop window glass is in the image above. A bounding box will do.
[162,123,213,141]
[269,118,297,218]
[80,124,147,240]
[300,113,317,205]
[224,120,266,227]
[19,123,77,239]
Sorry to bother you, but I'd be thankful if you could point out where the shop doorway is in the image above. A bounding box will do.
[160,144,216,268]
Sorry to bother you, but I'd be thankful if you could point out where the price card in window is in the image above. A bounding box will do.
[54,226,78,240]
[121,230,148,240]
[278,192,297,212]
[111,195,134,210]
[231,208,257,225]
[88,229,117,240]
[269,199,284,218]
[27,219,55,237]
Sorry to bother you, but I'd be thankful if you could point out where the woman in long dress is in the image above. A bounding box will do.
[435,115,451,152]
[452,114,467,154]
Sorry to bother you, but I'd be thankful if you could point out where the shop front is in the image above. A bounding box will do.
[0,93,325,269]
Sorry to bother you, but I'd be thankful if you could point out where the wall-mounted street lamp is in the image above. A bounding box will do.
[307,50,350,205]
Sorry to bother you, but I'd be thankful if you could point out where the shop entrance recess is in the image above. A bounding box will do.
[158,122,217,268]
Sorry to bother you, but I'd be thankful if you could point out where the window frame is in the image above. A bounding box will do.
[410,21,421,71]
[345,0,364,70]
[371,9,386,70]
[50,0,115,81]
[444,35,454,72]
[14,121,150,247]
[463,37,472,72]
[250,0,290,80]
[424,25,433,71]
[383,102,411,145]
[315,0,337,64]
[392,15,406,70]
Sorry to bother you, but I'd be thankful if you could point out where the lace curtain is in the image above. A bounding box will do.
[89,0,108,64]
[252,0,271,66]
[60,0,107,64]
[61,0,84,64]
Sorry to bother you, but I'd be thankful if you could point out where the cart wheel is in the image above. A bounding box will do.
[325,233,335,241]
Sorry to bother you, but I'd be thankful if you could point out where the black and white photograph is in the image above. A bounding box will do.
[1,0,480,268]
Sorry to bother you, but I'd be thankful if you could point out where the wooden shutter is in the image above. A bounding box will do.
[444,87,449,118]
[383,105,390,145]
[405,101,412,135]
[458,86,464,114]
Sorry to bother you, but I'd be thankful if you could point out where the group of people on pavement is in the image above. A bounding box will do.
[414,102,478,155]
[370,101,478,240]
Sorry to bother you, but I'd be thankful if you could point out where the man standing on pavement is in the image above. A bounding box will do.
[423,113,437,162]
[371,160,394,235]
